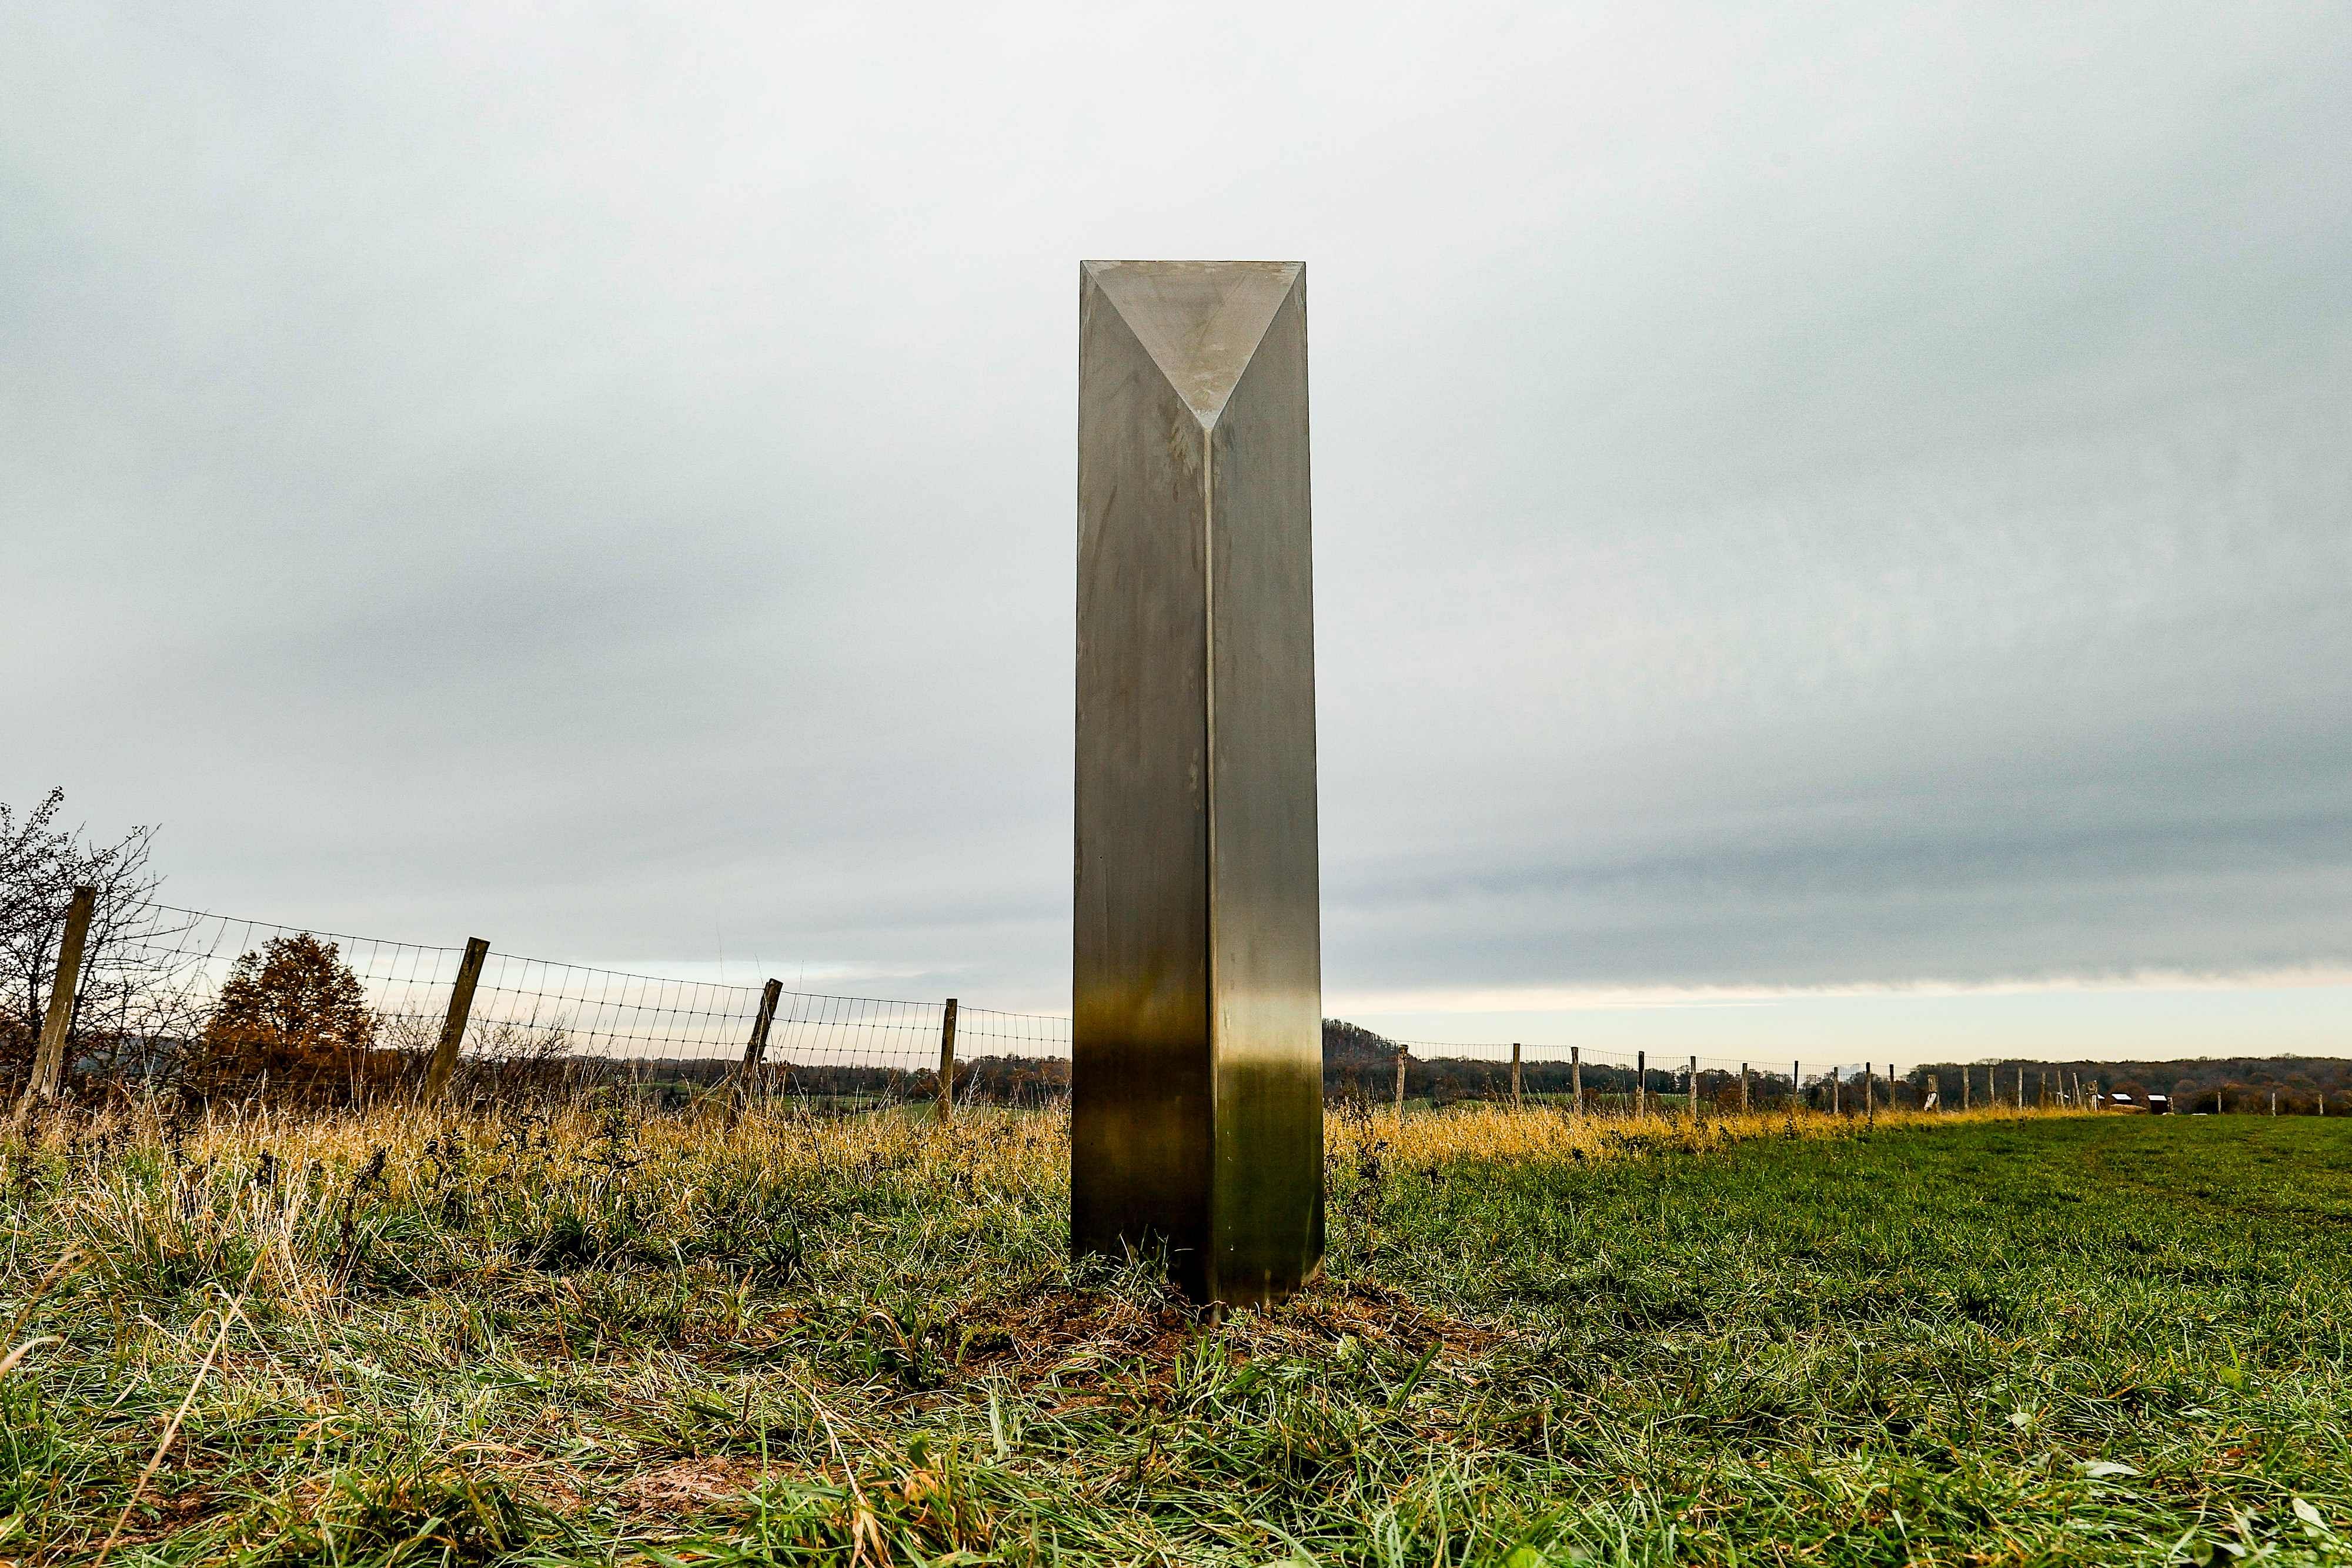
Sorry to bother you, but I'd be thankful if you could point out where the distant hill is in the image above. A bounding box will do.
[1323,1018,1402,1069]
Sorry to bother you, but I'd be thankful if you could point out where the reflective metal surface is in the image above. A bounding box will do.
[1074,260,1322,1306]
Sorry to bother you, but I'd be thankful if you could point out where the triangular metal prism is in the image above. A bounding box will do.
[1081,260,1302,426]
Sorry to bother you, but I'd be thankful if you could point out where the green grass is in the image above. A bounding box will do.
[4,1103,2350,1565]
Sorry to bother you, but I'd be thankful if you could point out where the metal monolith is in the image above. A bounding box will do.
[1074,259,1322,1306]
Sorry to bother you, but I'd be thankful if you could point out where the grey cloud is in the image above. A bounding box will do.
[3,2,2348,1018]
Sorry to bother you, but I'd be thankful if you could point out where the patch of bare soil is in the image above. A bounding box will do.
[605,1456,771,1519]
[954,1274,1505,1392]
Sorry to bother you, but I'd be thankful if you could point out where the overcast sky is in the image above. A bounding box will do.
[5,2,2348,1064]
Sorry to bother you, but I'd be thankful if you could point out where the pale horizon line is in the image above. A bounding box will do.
[1332,964,2352,1017]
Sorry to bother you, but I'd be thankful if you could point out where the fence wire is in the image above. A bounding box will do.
[33,903,469,1100]
[15,898,2077,1115]
[1372,1039,1982,1112]
[17,902,1013,1108]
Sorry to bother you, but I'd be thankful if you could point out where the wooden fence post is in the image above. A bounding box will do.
[2016,1065,2024,1109]
[1571,1046,1583,1118]
[1830,1068,1840,1116]
[423,938,490,1102]
[1793,1060,1802,1114]
[16,885,95,1116]
[1511,1041,1522,1109]
[1927,1072,1940,1111]
[1740,1062,1750,1115]
[938,998,959,1122]
[1689,1054,1701,1125]
[1865,1063,1876,1127]
[742,978,781,1076]
[1635,1050,1646,1118]
[1394,1046,1408,1119]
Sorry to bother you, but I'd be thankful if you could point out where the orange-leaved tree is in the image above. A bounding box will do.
[195,933,377,1095]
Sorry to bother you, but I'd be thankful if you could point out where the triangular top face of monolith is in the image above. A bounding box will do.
[1084,260,1301,426]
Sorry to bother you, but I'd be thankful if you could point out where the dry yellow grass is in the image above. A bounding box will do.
[22,1089,2074,1206]
[1339,1097,2070,1169]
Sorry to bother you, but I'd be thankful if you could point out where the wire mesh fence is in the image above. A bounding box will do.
[4,901,1033,1111]
[1345,1038,1996,1115]
[7,896,2074,1117]
[11,903,470,1104]
[949,1005,1073,1107]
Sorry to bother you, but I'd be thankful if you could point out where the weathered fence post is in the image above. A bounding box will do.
[1511,1041,1522,1109]
[2016,1065,2025,1109]
[938,997,959,1122]
[1962,1065,1970,1111]
[1635,1050,1646,1118]
[1740,1062,1750,1115]
[1865,1063,1876,1127]
[1793,1060,1802,1114]
[1571,1045,1583,1117]
[16,885,94,1115]
[1830,1068,1840,1116]
[743,978,782,1073]
[1394,1046,1408,1119]
[1688,1055,1701,1125]
[423,937,490,1102]
[1927,1072,1940,1111]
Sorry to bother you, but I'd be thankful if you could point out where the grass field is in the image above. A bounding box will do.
[3,1100,2348,1566]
